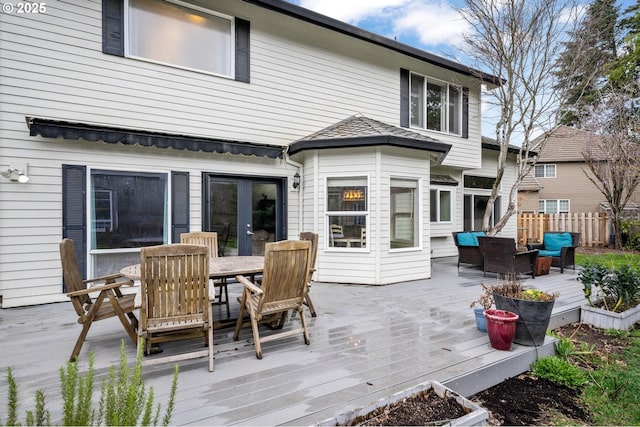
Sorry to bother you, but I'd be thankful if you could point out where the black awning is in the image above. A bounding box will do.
[28,118,284,159]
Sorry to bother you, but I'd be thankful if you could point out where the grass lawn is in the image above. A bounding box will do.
[576,251,640,270]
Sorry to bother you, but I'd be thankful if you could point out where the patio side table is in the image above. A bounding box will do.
[535,256,552,276]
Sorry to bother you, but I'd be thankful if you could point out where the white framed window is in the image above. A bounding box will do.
[430,187,452,223]
[127,0,234,77]
[534,164,556,178]
[89,169,169,277]
[326,176,368,249]
[539,199,570,214]
[390,177,420,249]
[463,175,501,231]
[410,72,462,135]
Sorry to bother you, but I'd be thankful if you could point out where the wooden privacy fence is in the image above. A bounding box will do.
[517,213,609,247]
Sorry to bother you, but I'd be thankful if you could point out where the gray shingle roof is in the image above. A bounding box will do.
[288,114,452,163]
[299,114,442,142]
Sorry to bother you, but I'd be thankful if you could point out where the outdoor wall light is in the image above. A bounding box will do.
[1,164,30,183]
[293,171,300,189]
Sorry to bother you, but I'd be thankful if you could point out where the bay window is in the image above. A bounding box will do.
[326,177,368,249]
[391,178,419,249]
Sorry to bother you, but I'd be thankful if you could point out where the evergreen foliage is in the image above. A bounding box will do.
[554,0,620,126]
[609,2,640,90]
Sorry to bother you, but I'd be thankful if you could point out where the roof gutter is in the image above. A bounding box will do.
[243,0,503,87]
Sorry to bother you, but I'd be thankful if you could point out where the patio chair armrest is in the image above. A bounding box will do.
[82,273,126,285]
[518,249,539,256]
[236,275,263,295]
[67,280,134,297]
[526,243,544,251]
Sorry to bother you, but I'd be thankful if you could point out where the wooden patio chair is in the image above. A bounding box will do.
[300,231,319,317]
[232,240,311,359]
[180,232,229,318]
[139,244,214,371]
[59,238,138,362]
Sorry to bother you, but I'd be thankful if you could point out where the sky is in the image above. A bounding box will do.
[285,0,636,63]
[285,0,637,139]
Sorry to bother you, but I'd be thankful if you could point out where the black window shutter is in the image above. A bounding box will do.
[235,18,250,83]
[400,69,410,128]
[462,87,469,139]
[171,171,190,243]
[102,0,124,56]
[62,164,87,286]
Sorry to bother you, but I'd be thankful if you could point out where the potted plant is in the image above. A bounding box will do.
[577,263,640,330]
[470,282,494,332]
[483,309,519,350]
[491,274,558,346]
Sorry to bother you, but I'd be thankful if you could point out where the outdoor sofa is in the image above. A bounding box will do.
[478,236,539,278]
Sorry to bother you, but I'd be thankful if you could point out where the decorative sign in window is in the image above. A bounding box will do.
[342,189,365,201]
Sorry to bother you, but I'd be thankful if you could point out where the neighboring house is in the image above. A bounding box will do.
[0,0,513,308]
[519,125,640,214]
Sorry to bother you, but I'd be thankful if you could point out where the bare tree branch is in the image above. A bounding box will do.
[457,0,579,234]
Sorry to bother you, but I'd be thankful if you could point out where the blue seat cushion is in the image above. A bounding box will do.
[539,249,561,257]
[457,231,485,246]
[544,232,572,252]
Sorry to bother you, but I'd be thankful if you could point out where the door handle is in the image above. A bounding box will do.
[246,230,254,236]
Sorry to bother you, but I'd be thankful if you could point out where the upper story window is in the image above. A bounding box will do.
[410,73,462,135]
[127,0,234,77]
[534,164,556,178]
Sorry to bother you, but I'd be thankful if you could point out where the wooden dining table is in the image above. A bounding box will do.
[120,255,264,329]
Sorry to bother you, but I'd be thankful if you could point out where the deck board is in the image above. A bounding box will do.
[0,257,584,425]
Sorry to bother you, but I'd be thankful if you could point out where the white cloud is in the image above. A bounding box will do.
[297,0,408,23]
[293,0,468,49]
[392,1,469,47]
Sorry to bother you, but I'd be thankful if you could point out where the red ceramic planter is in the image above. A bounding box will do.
[483,309,519,350]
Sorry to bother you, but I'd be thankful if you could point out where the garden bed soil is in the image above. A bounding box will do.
[472,322,634,426]
[360,322,634,426]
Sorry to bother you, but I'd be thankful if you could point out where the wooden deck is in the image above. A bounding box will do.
[0,257,585,425]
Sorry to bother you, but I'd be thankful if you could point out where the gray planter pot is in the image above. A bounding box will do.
[317,380,488,426]
[581,304,640,331]
[493,293,555,346]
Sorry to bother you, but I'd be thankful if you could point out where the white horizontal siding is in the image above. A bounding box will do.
[379,149,432,284]
[302,147,432,285]
[0,135,289,308]
[1,0,492,305]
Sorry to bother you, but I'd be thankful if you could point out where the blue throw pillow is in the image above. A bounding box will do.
[457,232,477,246]
[544,232,572,252]
[472,232,486,244]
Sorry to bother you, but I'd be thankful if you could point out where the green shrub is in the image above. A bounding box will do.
[2,340,179,426]
[621,220,640,250]
[531,356,588,388]
[577,263,640,312]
